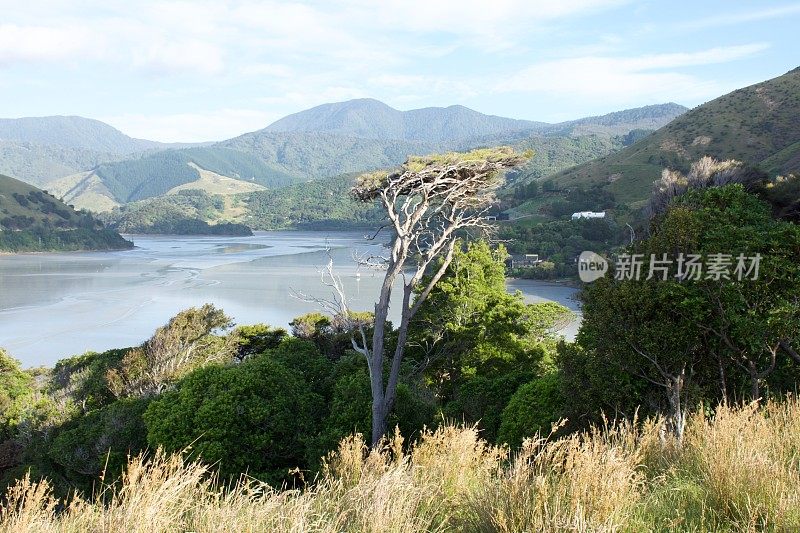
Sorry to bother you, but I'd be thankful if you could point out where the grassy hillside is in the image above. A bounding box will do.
[99,190,252,236]
[3,402,800,531]
[47,171,121,213]
[94,147,299,203]
[0,174,131,251]
[551,67,800,204]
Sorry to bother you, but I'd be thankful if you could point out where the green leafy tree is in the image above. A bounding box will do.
[47,398,150,483]
[230,324,288,361]
[409,240,571,441]
[498,373,563,447]
[564,184,800,440]
[143,355,321,484]
[106,305,234,398]
[0,349,34,440]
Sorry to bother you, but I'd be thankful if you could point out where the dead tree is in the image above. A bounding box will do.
[342,147,529,446]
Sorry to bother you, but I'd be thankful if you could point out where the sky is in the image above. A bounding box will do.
[1,0,798,142]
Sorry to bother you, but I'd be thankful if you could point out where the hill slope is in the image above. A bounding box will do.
[0,116,163,153]
[264,98,546,142]
[0,140,130,187]
[551,67,800,204]
[0,116,206,186]
[0,174,131,251]
[69,102,685,208]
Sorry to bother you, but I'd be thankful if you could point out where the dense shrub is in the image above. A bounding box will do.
[47,398,150,483]
[498,373,563,446]
[143,356,321,484]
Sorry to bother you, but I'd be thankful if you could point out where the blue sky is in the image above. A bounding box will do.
[1,0,798,142]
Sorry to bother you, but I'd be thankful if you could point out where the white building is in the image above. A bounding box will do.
[571,211,606,221]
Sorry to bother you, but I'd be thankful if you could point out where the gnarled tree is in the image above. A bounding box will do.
[346,147,529,445]
[106,304,234,397]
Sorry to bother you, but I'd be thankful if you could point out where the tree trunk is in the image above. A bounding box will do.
[371,381,388,446]
[368,240,407,447]
[748,361,761,401]
[663,370,687,446]
[717,354,728,403]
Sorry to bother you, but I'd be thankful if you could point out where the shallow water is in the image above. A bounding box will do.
[0,232,580,367]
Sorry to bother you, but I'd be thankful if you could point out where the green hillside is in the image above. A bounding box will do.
[21,101,682,209]
[95,147,299,203]
[221,130,442,180]
[551,67,800,204]
[241,173,384,230]
[100,190,252,236]
[0,141,127,187]
[0,174,132,251]
[510,134,627,183]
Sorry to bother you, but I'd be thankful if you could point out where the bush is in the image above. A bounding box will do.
[47,398,151,484]
[498,373,563,446]
[0,350,34,440]
[143,356,321,485]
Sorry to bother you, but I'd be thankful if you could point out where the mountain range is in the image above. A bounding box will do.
[0,101,687,211]
[0,116,206,187]
[547,67,800,205]
[264,98,546,142]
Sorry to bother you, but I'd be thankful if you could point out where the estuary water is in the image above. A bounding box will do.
[0,232,580,367]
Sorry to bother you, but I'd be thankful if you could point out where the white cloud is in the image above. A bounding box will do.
[132,39,225,76]
[0,1,785,141]
[680,3,800,30]
[241,63,295,78]
[0,24,95,64]
[343,0,632,50]
[495,44,770,104]
[102,109,281,143]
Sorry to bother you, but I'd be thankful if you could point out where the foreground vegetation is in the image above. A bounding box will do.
[2,149,799,530]
[3,400,800,532]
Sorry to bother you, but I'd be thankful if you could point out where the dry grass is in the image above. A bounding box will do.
[3,400,800,532]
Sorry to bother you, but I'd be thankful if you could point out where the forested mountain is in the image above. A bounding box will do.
[0,116,163,153]
[46,101,683,210]
[547,103,689,136]
[550,67,800,203]
[0,174,131,251]
[220,130,442,179]
[263,98,546,142]
[263,99,687,142]
[0,116,204,186]
[241,173,383,229]
[0,141,126,187]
